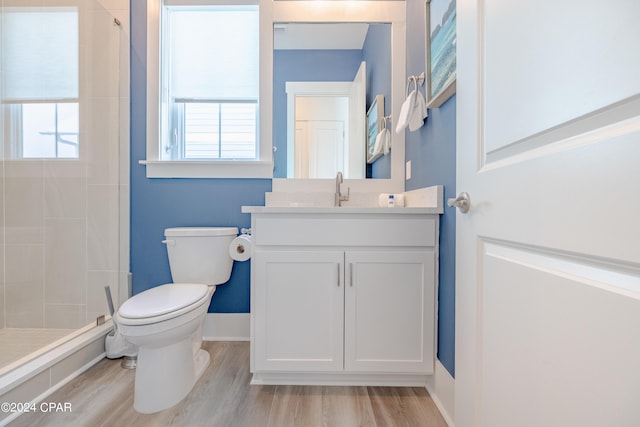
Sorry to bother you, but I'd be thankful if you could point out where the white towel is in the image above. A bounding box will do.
[372,127,391,158]
[381,128,391,154]
[395,89,428,133]
[408,90,428,132]
[395,90,417,134]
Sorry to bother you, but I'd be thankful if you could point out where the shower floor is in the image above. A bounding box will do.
[0,328,75,371]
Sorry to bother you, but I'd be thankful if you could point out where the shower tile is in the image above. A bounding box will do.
[119,98,131,184]
[43,160,86,178]
[5,245,44,328]
[0,176,5,230]
[119,42,131,100]
[4,163,45,245]
[119,184,130,271]
[87,270,118,316]
[3,0,45,9]
[94,0,130,13]
[44,304,86,329]
[44,219,87,305]
[87,185,119,271]
[44,162,87,218]
[0,245,4,329]
[86,98,120,185]
[0,287,4,330]
[84,10,120,99]
[4,160,44,178]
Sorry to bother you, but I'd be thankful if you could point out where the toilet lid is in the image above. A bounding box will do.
[118,283,209,319]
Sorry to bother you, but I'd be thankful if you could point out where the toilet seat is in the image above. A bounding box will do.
[117,283,210,326]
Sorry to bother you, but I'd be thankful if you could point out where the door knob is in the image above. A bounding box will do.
[447,192,471,213]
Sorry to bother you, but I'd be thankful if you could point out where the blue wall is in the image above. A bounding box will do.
[405,0,457,377]
[273,49,363,178]
[130,1,271,313]
[131,0,455,375]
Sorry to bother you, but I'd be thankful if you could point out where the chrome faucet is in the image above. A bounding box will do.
[335,171,350,207]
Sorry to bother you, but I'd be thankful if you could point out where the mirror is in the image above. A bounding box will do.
[273,23,391,179]
[270,1,406,190]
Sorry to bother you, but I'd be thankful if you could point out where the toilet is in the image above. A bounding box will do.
[114,227,238,414]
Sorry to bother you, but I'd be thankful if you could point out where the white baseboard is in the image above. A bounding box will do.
[202,313,250,341]
[251,372,429,387]
[425,360,455,427]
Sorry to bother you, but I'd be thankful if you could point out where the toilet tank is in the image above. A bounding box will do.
[164,227,238,286]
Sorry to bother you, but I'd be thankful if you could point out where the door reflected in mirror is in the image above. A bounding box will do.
[272,23,391,179]
[293,95,349,179]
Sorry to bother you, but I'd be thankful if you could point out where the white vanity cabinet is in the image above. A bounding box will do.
[253,250,345,372]
[243,207,440,385]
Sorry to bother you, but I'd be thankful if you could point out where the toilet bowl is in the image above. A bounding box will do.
[114,227,237,414]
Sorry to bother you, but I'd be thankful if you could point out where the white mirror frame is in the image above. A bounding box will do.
[272,0,406,193]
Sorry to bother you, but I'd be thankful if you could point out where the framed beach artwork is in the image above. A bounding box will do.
[425,0,456,108]
[366,95,384,163]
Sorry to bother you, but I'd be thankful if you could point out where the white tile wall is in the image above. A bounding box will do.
[5,245,44,328]
[0,237,4,330]
[44,161,87,218]
[87,185,120,272]
[87,98,121,185]
[44,218,87,306]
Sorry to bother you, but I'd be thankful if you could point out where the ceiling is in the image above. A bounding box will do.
[273,23,370,50]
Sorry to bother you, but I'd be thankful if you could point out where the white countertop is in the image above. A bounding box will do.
[241,206,443,214]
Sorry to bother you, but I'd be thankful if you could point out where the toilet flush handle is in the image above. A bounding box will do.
[162,239,175,246]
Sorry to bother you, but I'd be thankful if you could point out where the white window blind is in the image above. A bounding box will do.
[2,7,78,102]
[167,7,259,100]
[2,6,79,159]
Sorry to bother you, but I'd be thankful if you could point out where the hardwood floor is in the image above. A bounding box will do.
[10,342,448,427]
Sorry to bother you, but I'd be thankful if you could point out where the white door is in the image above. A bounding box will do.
[344,251,436,373]
[456,1,640,426]
[253,250,344,372]
[308,120,345,178]
[348,61,366,179]
[294,121,309,178]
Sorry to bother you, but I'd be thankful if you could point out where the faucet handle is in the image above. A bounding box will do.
[340,187,350,202]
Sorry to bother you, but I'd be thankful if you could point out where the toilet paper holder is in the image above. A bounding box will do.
[240,227,252,235]
[230,232,253,261]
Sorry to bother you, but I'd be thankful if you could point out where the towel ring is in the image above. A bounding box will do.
[405,73,426,97]
[378,115,392,130]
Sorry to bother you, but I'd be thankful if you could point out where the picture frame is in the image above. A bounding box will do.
[366,95,384,164]
[425,0,456,108]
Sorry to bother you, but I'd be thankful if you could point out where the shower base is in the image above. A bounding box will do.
[0,321,112,426]
[0,329,74,372]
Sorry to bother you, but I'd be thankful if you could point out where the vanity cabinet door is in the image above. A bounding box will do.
[344,251,436,373]
[253,250,345,372]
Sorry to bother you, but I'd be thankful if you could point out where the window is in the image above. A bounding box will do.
[2,7,79,159]
[179,102,257,159]
[145,0,273,178]
[7,103,79,159]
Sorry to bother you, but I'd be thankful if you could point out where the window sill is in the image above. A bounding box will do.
[139,160,273,179]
